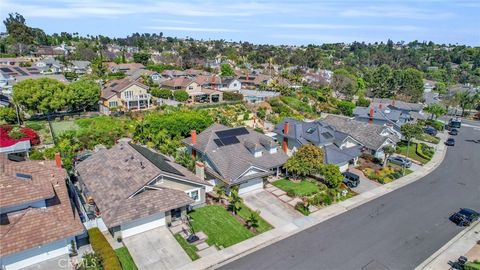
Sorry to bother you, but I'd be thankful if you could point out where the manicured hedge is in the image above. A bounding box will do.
[88,228,122,270]
[416,143,434,161]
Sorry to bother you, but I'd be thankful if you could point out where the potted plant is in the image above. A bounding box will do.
[69,240,78,257]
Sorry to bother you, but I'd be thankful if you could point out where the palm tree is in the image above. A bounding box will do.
[245,210,260,230]
[213,184,226,204]
[228,187,243,215]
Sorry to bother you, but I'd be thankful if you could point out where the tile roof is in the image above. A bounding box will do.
[161,76,195,89]
[75,141,208,227]
[101,78,149,99]
[0,155,84,257]
[183,124,288,185]
[322,115,400,151]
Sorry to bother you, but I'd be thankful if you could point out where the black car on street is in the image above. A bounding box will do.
[450,208,479,226]
[445,138,456,146]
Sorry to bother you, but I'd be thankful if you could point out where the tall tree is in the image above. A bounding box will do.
[400,123,423,160]
[284,145,324,178]
[220,63,235,76]
[424,103,447,119]
[3,13,34,54]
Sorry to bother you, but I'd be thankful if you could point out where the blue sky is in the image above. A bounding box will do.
[1,0,479,45]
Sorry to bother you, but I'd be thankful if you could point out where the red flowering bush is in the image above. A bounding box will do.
[0,125,40,147]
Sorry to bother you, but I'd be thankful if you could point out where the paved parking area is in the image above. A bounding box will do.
[241,189,302,228]
[123,227,191,270]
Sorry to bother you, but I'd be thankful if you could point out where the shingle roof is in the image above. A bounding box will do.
[101,78,149,99]
[161,77,195,89]
[75,141,208,227]
[324,144,362,165]
[371,98,424,112]
[354,106,402,122]
[183,124,288,185]
[322,115,400,151]
[0,155,84,257]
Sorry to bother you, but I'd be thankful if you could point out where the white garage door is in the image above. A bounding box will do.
[121,212,166,238]
[238,178,263,194]
[1,238,71,270]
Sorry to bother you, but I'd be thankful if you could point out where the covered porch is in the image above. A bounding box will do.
[125,93,152,110]
[189,89,223,103]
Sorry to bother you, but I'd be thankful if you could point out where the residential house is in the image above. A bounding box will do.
[0,58,32,66]
[239,89,280,103]
[100,78,151,114]
[106,63,145,76]
[0,65,67,95]
[423,80,436,93]
[219,77,242,92]
[237,73,272,89]
[274,118,363,172]
[35,57,64,74]
[74,140,210,239]
[34,46,66,57]
[183,124,289,194]
[68,60,91,74]
[161,70,187,78]
[0,154,84,270]
[322,115,400,160]
[161,77,223,103]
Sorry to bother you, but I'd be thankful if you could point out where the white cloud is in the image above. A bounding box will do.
[339,6,454,20]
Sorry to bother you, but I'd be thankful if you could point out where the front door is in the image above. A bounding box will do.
[171,208,182,221]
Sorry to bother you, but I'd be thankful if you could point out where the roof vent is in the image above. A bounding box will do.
[140,161,145,169]
[16,173,32,180]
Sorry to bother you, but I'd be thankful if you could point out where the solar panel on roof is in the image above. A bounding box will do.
[14,67,29,76]
[214,139,224,147]
[215,127,249,138]
[0,67,12,72]
[110,82,118,88]
[129,143,184,176]
[321,132,333,139]
[220,136,240,146]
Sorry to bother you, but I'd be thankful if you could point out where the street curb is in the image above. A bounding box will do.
[180,134,449,270]
[415,221,480,270]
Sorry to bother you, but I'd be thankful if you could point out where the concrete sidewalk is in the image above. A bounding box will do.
[416,221,480,270]
[178,133,449,270]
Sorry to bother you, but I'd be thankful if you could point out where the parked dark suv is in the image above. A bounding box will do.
[450,208,479,226]
[342,172,360,188]
[424,126,438,136]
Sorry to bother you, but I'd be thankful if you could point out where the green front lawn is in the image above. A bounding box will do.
[174,234,199,261]
[273,178,319,196]
[115,247,138,270]
[396,142,430,164]
[237,203,273,233]
[188,205,254,248]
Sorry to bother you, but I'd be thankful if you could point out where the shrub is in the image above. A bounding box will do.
[356,95,370,107]
[25,122,44,131]
[223,92,244,101]
[0,107,18,124]
[295,202,310,216]
[151,88,173,99]
[336,100,356,116]
[173,90,189,102]
[416,143,434,160]
[87,228,122,270]
[425,119,444,131]
[29,149,45,160]
[8,127,25,140]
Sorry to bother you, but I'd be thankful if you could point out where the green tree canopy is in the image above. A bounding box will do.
[284,145,324,177]
[332,69,357,99]
[67,79,100,111]
[151,88,173,99]
[133,52,151,65]
[173,90,189,102]
[424,103,447,119]
[13,78,67,114]
[220,64,235,76]
[0,107,18,124]
[318,164,343,188]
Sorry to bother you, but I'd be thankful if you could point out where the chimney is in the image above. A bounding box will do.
[282,122,289,153]
[191,130,197,158]
[54,153,62,168]
[195,161,205,180]
[369,107,374,123]
[379,104,383,109]
[392,99,395,106]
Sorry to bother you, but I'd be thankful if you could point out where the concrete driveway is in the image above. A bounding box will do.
[352,175,381,194]
[241,190,302,228]
[123,227,191,270]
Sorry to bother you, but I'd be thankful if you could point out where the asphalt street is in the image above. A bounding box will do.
[221,123,480,270]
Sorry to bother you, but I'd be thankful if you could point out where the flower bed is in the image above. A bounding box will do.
[0,125,40,147]
[362,165,413,184]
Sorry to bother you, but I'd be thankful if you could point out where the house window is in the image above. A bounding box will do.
[124,91,133,99]
[189,190,200,201]
[109,101,118,108]
[233,83,237,87]
[188,86,194,90]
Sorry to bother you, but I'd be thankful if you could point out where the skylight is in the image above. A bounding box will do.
[306,127,316,134]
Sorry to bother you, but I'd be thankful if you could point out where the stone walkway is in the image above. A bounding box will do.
[265,183,315,212]
[169,220,218,259]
